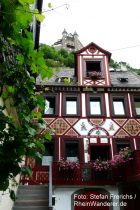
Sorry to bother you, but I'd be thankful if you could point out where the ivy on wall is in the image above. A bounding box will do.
[0,0,52,198]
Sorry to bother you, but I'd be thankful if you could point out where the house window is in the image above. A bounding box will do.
[44,95,58,115]
[85,60,102,77]
[113,139,134,155]
[116,140,130,153]
[65,142,79,161]
[113,99,125,115]
[90,99,101,115]
[87,94,105,117]
[63,94,80,116]
[90,146,110,161]
[133,96,140,116]
[111,95,128,117]
[66,98,77,115]
[42,142,55,166]
[44,142,54,157]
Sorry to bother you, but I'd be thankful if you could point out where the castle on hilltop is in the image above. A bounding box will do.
[53,29,83,51]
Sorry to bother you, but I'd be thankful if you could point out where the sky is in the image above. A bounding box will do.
[40,0,140,69]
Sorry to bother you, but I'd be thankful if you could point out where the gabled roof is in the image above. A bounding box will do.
[75,42,111,61]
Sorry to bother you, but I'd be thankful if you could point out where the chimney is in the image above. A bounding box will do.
[119,62,127,71]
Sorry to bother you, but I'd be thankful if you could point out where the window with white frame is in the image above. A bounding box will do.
[113,99,125,115]
[90,99,101,115]
[63,94,80,116]
[66,98,77,115]
[87,94,105,117]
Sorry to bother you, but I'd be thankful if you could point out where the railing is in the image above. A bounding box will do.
[20,166,49,185]
[52,151,140,185]
[20,150,140,185]
[52,162,115,186]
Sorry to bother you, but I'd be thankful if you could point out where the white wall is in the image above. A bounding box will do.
[0,175,20,210]
[53,186,120,210]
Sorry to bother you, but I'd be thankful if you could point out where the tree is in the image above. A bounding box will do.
[39,44,75,68]
[0,0,52,198]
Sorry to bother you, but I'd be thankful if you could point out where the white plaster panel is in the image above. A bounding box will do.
[104,56,109,85]
[101,119,119,136]
[79,56,82,85]
[128,93,132,117]
[90,138,97,143]
[90,129,107,136]
[74,119,93,136]
[100,137,108,143]
[105,93,110,117]
[59,92,62,117]
[83,56,92,59]
[81,93,86,117]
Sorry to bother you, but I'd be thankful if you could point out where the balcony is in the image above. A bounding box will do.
[52,150,140,186]
[52,162,116,186]
[20,150,140,186]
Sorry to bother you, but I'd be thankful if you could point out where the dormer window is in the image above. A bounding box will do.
[85,60,102,77]
[117,78,128,82]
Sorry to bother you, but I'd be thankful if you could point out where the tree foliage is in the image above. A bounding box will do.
[0,0,52,198]
[39,44,75,68]
[109,58,140,74]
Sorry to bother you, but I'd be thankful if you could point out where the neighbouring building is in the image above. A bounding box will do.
[0,1,43,210]
[22,42,140,210]
[53,29,83,52]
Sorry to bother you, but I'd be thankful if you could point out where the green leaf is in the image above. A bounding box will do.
[35,152,42,159]
[55,68,60,73]
[35,13,45,22]
[44,133,52,141]
[2,91,9,100]
[8,86,15,94]
[36,95,45,110]
[0,180,9,191]
[36,140,45,152]
[21,166,32,178]
[16,54,24,65]
[28,127,36,136]
[36,112,42,120]
[48,3,52,8]
[64,77,71,84]
[38,123,46,129]
[18,0,35,5]
[29,143,36,148]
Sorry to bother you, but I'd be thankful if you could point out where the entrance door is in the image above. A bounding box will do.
[74,190,110,210]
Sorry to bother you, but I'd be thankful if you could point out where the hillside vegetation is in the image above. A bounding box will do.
[39,44,75,68]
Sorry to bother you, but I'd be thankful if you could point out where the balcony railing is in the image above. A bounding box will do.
[20,166,49,185]
[20,150,140,185]
[52,162,116,186]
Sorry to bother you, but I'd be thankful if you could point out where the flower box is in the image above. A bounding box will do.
[88,71,103,79]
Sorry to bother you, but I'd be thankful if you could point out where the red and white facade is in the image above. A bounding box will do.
[22,42,140,210]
